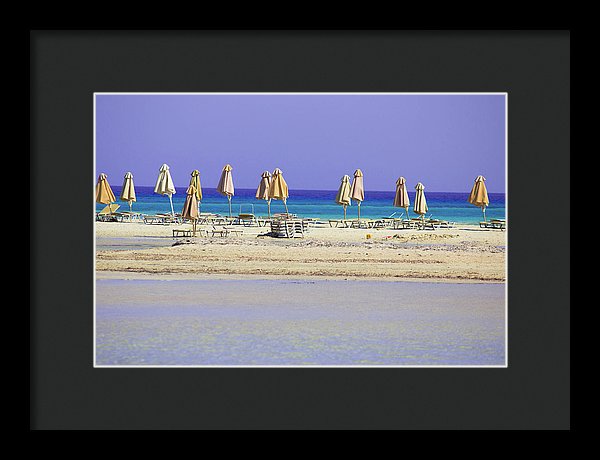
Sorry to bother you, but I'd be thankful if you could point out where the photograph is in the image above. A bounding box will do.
[94,92,507,367]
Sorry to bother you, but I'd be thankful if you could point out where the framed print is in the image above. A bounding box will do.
[31,29,570,430]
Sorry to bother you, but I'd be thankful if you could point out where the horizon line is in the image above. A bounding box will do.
[122,185,506,194]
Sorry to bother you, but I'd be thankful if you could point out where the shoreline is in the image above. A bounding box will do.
[96,270,505,284]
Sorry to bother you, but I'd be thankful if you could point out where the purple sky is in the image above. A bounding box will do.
[95,94,506,193]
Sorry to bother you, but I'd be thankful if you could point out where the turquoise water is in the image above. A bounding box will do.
[95,278,506,366]
[99,186,505,224]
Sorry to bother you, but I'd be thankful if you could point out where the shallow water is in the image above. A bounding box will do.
[99,187,505,224]
[96,237,175,251]
[95,278,505,366]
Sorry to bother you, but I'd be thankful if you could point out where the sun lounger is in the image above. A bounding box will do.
[257,218,272,227]
[143,214,182,225]
[269,219,307,238]
[272,213,298,220]
[480,219,506,230]
[236,213,258,226]
[172,228,193,238]
[211,226,244,237]
[329,219,349,228]
[428,219,455,229]
[117,211,143,222]
[419,220,437,230]
[371,219,388,229]
[347,219,367,229]
[172,227,207,238]
[96,204,121,221]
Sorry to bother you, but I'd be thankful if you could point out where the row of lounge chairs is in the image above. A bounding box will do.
[328,218,390,229]
[96,204,144,223]
[172,225,244,238]
[98,206,503,233]
[327,215,457,230]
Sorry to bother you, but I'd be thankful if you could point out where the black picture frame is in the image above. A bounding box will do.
[30,29,570,430]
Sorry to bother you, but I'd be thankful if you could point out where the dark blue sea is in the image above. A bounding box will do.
[99,186,505,224]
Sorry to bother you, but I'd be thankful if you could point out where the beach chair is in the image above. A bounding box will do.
[257,218,272,227]
[329,219,348,228]
[480,219,506,230]
[401,218,425,229]
[118,211,143,222]
[380,212,401,228]
[96,204,121,221]
[437,220,456,229]
[347,219,365,229]
[420,220,437,230]
[211,226,243,237]
[269,219,305,238]
[172,228,193,238]
[173,226,207,238]
[237,213,258,227]
[272,212,298,220]
[143,215,165,224]
[158,213,183,224]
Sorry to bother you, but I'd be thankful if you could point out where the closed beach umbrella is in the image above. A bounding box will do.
[96,173,116,214]
[413,182,428,220]
[269,168,289,215]
[393,176,410,220]
[181,184,199,235]
[216,164,235,217]
[190,169,203,215]
[120,171,136,212]
[154,163,176,216]
[468,175,490,222]
[256,171,272,217]
[335,174,352,219]
[350,169,364,220]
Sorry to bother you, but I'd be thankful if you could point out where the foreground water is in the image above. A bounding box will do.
[99,186,505,224]
[96,279,505,366]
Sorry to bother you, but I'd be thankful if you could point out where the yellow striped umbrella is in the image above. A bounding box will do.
[413,182,428,221]
[349,169,364,220]
[120,172,136,212]
[468,175,490,221]
[181,184,199,235]
[96,173,116,214]
[335,174,351,219]
[393,176,410,220]
[269,168,289,215]
[256,171,272,217]
[216,164,235,217]
[154,164,176,216]
[190,169,203,215]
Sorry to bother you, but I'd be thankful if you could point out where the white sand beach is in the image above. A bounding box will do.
[95,221,506,283]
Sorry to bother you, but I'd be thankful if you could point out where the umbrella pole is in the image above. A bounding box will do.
[343,205,347,220]
[284,199,289,216]
[228,195,232,218]
[168,194,175,217]
[357,202,361,221]
[482,206,486,222]
[405,207,409,221]
[268,199,271,218]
